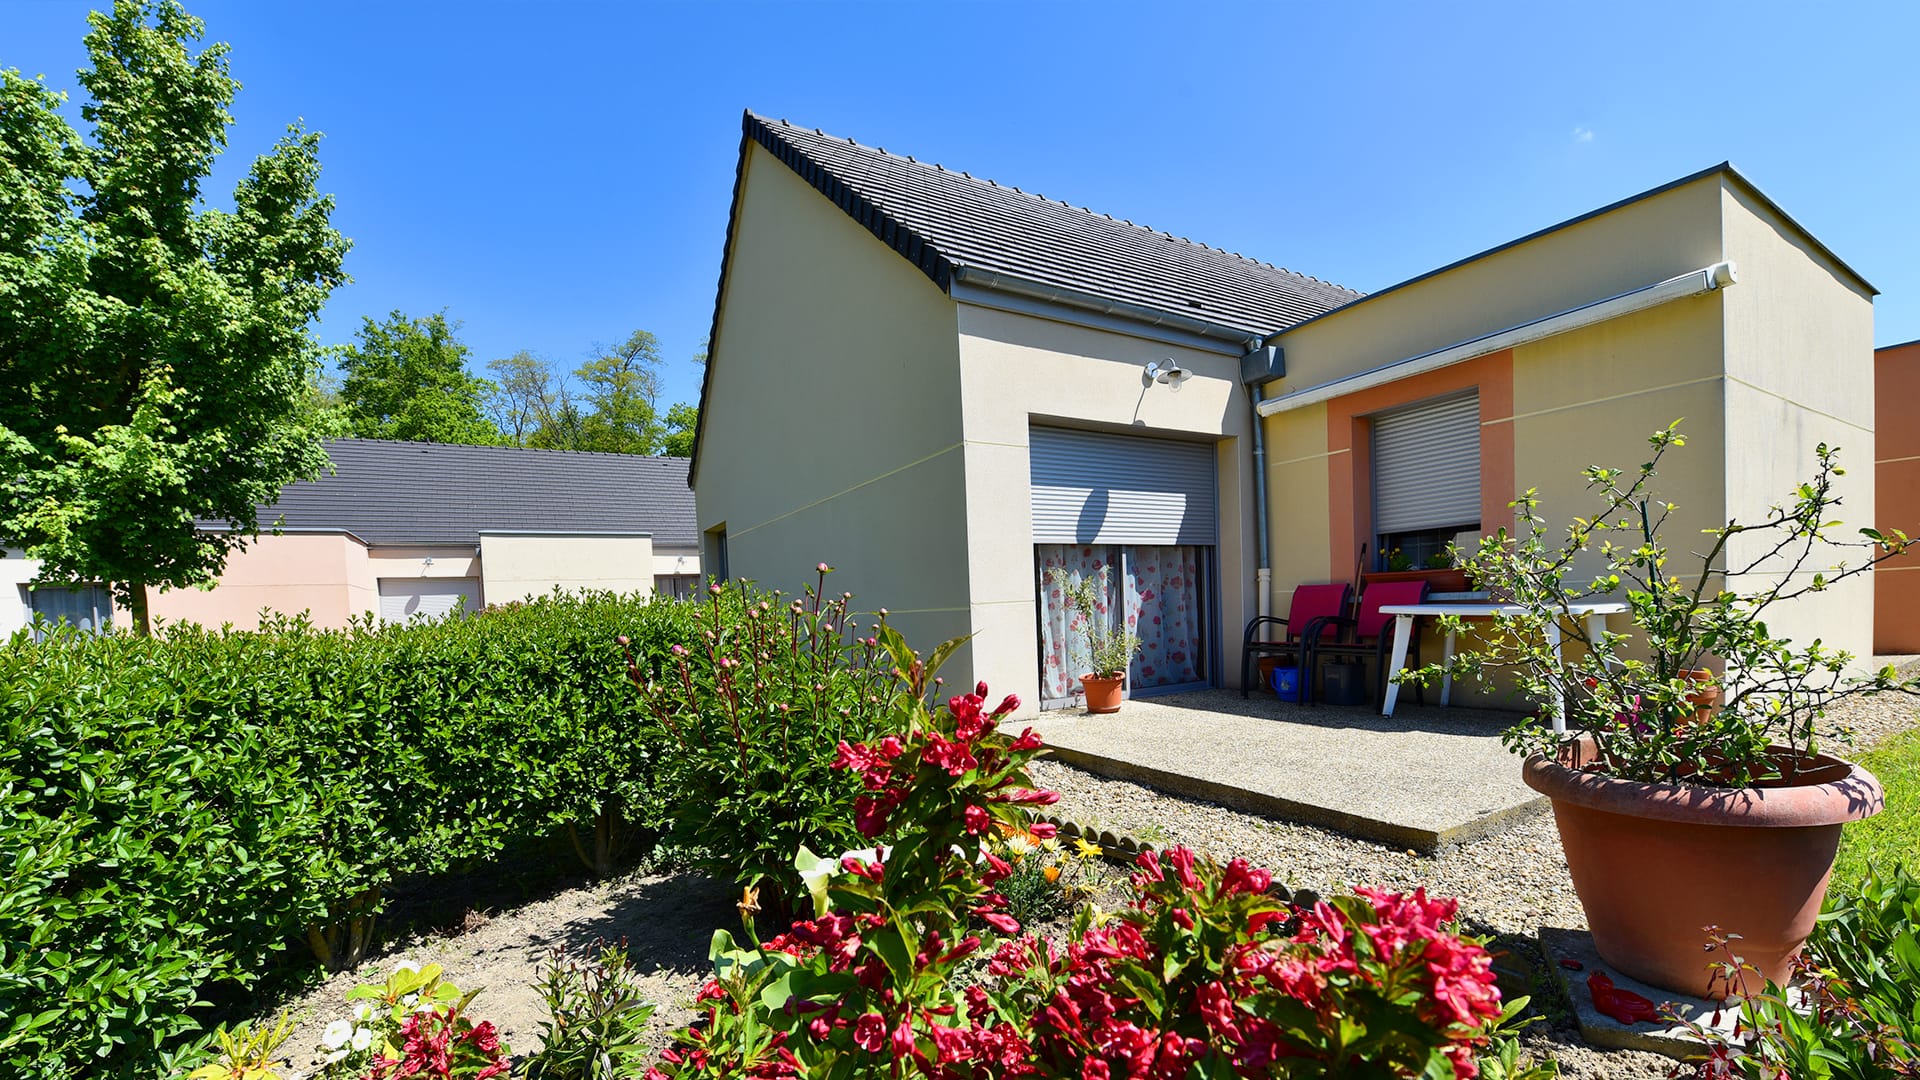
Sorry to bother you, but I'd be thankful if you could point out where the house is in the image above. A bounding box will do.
[692,112,1878,713]
[2,439,700,636]
[1876,339,1920,654]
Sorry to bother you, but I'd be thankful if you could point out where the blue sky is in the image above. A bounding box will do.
[5,1,1916,413]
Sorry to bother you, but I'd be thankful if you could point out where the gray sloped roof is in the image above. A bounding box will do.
[253,440,697,548]
[743,112,1363,333]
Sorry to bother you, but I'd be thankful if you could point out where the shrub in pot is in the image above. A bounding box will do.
[1046,565,1143,713]
[1405,422,1915,997]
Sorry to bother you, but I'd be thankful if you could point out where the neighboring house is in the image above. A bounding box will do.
[1876,339,1920,654]
[693,111,1878,712]
[1,440,700,636]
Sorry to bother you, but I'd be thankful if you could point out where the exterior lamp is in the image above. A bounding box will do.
[1144,359,1192,392]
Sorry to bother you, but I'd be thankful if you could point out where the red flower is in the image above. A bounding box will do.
[851,1012,886,1052]
[964,803,992,835]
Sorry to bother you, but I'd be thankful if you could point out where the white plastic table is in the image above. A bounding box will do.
[1376,601,1628,730]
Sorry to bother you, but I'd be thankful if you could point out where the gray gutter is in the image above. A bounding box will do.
[949,266,1264,354]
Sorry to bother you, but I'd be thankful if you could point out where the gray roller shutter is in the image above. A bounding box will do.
[1372,391,1481,534]
[378,578,482,622]
[1030,427,1217,545]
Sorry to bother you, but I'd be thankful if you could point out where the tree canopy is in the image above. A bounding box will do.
[337,310,499,444]
[0,0,350,633]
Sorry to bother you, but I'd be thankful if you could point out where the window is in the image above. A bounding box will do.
[23,583,112,637]
[654,574,699,600]
[1371,391,1480,568]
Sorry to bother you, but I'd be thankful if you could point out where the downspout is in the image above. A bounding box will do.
[1240,344,1285,621]
[1250,383,1271,620]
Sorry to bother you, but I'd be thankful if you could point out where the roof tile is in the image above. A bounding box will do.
[250,440,697,548]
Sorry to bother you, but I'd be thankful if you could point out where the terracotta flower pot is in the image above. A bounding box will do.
[1523,737,1883,997]
[1080,673,1125,714]
[1681,668,1720,726]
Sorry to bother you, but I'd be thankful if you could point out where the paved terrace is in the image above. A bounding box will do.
[1024,688,1546,853]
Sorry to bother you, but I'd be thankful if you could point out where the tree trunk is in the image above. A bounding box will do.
[129,581,151,637]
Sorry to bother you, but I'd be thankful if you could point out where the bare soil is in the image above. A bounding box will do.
[261,871,734,1076]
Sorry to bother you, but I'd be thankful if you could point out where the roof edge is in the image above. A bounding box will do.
[1878,337,1920,352]
[1273,162,1876,342]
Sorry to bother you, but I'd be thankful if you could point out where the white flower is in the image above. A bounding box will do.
[321,1019,354,1050]
[351,1026,374,1052]
[1005,836,1034,858]
[392,960,420,976]
[400,993,418,1008]
[414,999,436,1014]
[353,1002,375,1023]
[324,1048,349,1065]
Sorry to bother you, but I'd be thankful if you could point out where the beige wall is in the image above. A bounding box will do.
[652,548,701,581]
[1275,177,1726,396]
[693,141,971,659]
[954,303,1256,711]
[146,532,373,631]
[1,550,39,636]
[478,533,656,603]
[1717,181,1878,668]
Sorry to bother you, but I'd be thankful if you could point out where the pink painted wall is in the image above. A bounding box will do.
[147,532,369,631]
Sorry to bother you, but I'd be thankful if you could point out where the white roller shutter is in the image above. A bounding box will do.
[1372,391,1481,534]
[1030,427,1217,545]
[378,578,482,622]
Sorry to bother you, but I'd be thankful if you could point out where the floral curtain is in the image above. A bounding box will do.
[1123,545,1204,691]
[1037,544,1207,709]
[1036,544,1114,709]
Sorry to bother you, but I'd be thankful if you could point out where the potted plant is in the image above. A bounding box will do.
[1047,566,1143,714]
[1406,422,1914,997]
[1362,547,1473,594]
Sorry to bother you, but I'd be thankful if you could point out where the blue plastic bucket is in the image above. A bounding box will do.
[1270,665,1301,702]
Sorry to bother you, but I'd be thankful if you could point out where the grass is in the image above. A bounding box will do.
[1832,726,1920,890]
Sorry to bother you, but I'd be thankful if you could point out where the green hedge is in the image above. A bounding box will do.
[0,591,694,1078]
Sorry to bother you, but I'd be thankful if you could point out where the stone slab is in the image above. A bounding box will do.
[1539,926,1746,1059]
[1024,688,1546,852]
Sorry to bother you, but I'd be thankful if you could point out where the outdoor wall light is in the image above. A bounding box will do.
[1144,359,1192,392]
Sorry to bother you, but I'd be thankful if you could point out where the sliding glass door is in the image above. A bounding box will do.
[1036,543,1211,709]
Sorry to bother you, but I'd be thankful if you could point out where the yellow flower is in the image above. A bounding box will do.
[1074,837,1104,860]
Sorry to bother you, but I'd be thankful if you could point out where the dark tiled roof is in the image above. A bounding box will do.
[743,113,1363,333]
[251,440,697,548]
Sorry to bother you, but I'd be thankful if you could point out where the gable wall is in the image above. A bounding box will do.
[694,142,970,650]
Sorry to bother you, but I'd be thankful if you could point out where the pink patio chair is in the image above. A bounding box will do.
[1306,580,1430,706]
[1241,583,1351,700]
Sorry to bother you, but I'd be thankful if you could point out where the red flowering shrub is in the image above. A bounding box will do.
[647,631,1541,1079]
[364,999,509,1080]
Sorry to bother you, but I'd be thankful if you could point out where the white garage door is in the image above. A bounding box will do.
[378,578,482,622]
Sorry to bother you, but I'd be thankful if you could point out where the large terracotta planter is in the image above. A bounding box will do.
[1523,738,1883,997]
[1080,674,1125,714]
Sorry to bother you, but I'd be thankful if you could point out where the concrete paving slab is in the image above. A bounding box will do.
[1023,688,1546,852]
[1540,926,1747,1060]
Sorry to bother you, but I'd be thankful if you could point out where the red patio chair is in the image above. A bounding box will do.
[1306,580,1430,706]
[1240,583,1350,700]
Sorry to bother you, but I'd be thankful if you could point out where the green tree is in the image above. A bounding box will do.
[0,0,350,635]
[485,349,556,447]
[659,401,699,457]
[338,310,500,445]
[570,328,663,454]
